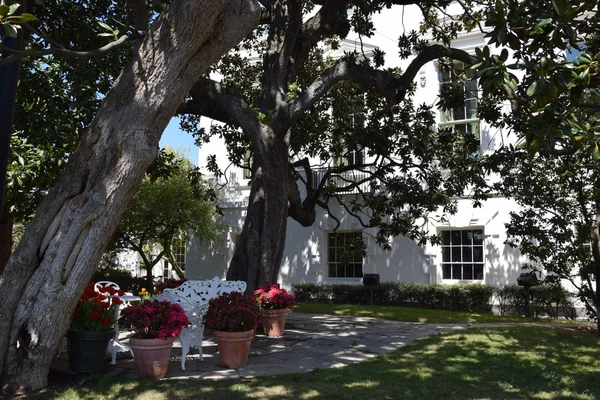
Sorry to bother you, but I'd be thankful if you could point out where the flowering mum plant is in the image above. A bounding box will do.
[253,284,296,310]
[70,282,124,331]
[155,278,188,294]
[118,300,190,339]
[205,291,261,332]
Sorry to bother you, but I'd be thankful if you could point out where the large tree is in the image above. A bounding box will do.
[1,0,130,275]
[178,1,488,291]
[473,0,600,332]
[113,150,220,290]
[0,0,261,393]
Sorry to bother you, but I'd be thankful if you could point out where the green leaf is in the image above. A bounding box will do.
[6,13,38,24]
[526,81,539,97]
[593,143,600,161]
[8,3,20,15]
[97,21,113,32]
[3,22,17,38]
[0,4,9,17]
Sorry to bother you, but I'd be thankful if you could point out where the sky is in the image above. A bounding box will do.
[159,117,199,166]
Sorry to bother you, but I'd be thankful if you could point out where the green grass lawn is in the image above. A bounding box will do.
[38,326,600,400]
[292,302,593,325]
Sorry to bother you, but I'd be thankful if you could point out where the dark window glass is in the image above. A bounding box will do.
[452,247,462,262]
[474,264,484,280]
[462,247,472,262]
[463,264,473,280]
[443,264,452,279]
[473,246,483,263]
[442,231,451,245]
[452,265,462,280]
[451,231,462,245]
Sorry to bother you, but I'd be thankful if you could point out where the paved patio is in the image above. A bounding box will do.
[52,312,468,381]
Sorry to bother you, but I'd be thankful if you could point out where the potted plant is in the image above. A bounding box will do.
[118,300,190,378]
[154,278,188,294]
[253,284,296,337]
[67,282,124,373]
[204,291,261,368]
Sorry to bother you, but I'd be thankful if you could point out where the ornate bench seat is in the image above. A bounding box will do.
[153,276,247,370]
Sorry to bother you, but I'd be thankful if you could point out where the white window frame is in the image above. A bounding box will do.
[327,231,364,279]
[438,62,481,147]
[440,228,485,282]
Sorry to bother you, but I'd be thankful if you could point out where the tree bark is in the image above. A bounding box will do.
[0,0,260,393]
[227,127,291,292]
[0,209,13,276]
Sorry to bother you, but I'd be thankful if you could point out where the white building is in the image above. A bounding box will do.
[185,4,527,289]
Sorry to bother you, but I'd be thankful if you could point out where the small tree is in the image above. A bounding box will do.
[113,151,220,293]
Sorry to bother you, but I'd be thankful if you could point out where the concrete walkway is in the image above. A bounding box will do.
[52,312,490,382]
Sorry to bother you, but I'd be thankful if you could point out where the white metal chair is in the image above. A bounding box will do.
[153,276,247,370]
[93,280,134,364]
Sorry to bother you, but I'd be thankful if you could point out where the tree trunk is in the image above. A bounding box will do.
[0,0,260,393]
[0,209,13,276]
[227,129,290,292]
[593,173,600,334]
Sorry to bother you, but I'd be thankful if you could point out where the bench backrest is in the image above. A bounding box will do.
[154,277,247,323]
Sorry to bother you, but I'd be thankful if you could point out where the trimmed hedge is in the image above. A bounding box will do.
[292,282,575,317]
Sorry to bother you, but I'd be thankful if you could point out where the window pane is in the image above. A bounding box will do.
[346,264,354,278]
[354,264,363,278]
[443,264,452,279]
[462,247,472,262]
[442,247,450,262]
[328,247,336,262]
[452,247,462,262]
[336,264,345,277]
[473,246,483,262]
[328,264,337,278]
[452,265,462,280]
[474,264,484,280]
[328,233,335,248]
[463,264,473,280]
[442,231,451,245]
[451,231,462,245]
[462,230,472,245]
[473,230,483,245]
[337,233,345,247]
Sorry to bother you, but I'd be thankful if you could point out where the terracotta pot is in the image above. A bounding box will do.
[129,336,175,378]
[261,308,288,337]
[66,329,115,373]
[214,329,254,368]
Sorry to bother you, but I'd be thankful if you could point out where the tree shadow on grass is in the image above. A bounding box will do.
[33,327,600,400]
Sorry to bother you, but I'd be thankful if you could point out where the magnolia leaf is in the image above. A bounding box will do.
[0,4,9,17]
[8,2,20,14]
[3,22,17,38]
[594,143,600,161]
[97,21,113,32]
[526,81,538,97]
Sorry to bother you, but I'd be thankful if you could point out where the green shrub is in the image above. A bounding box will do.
[92,268,146,294]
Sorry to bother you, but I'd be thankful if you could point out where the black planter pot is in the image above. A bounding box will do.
[66,329,115,373]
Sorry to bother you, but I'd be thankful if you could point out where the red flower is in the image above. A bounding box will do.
[112,297,123,305]
[118,289,125,296]
[101,317,111,327]
[90,310,102,320]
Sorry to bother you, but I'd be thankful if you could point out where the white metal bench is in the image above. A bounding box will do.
[153,276,247,370]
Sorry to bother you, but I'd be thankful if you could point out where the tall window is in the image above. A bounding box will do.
[328,231,363,278]
[441,229,484,280]
[172,238,186,272]
[438,63,480,140]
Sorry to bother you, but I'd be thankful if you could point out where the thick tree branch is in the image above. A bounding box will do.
[0,34,133,67]
[186,78,261,136]
[286,45,473,122]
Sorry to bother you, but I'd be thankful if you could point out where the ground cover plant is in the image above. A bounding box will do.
[35,326,600,400]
